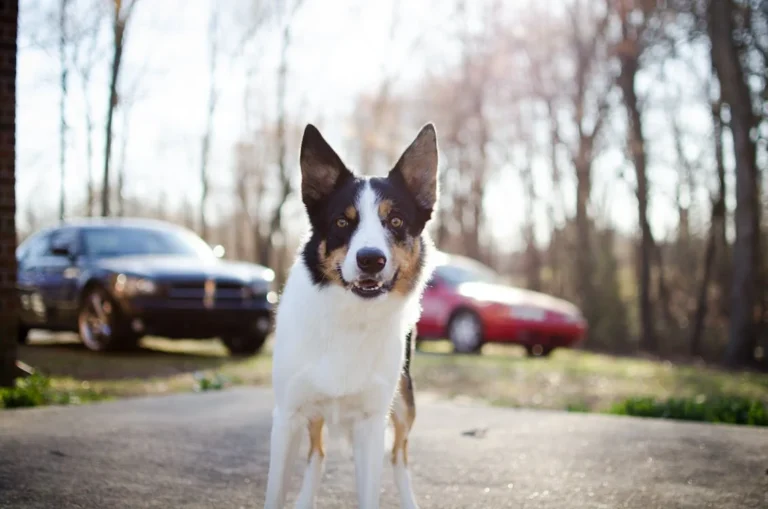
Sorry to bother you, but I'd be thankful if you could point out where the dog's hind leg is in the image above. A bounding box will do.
[391,372,419,509]
[265,409,302,509]
[294,418,325,509]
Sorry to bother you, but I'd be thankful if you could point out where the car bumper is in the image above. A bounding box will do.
[116,296,274,339]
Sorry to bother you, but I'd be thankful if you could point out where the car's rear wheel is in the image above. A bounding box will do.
[78,286,138,352]
[221,333,268,357]
[448,310,483,354]
[525,344,554,358]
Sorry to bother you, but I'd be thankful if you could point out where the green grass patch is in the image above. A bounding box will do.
[193,371,231,392]
[1,372,110,409]
[608,396,768,426]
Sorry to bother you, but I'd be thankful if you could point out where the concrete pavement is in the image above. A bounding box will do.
[0,387,766,508]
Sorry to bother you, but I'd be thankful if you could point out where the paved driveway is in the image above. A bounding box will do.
[1,387,766,508]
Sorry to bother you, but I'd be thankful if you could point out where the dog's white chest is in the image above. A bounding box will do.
[271,262,418,419]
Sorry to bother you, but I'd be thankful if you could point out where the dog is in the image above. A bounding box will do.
[263,123,439,509]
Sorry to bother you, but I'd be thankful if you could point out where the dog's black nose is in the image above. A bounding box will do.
[356,248,386,274]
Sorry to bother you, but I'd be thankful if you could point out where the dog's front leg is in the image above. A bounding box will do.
[353,412,388,509]
[265,409,302,509]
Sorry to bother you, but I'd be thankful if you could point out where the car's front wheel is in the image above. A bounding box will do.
[448,310,483,354]
[221,333,268,357]
[78,286,138,352]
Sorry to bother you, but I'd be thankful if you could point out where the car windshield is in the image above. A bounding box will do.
[83,226,216,260]
[435,260,499,286]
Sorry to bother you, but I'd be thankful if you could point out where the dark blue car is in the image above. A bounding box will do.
[16,218,277,356]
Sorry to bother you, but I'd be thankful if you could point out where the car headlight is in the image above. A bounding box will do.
[114,274,157,297]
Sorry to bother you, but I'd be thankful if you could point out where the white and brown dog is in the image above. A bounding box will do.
[263,123,439,509]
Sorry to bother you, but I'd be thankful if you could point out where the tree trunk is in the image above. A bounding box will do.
[58,0,69,222]
[84,96,95,216]
[545,99,564,296]
[101,8,126,217]
[709,0,760,367]
[199,6,218,242]
[116,109,129,217]
[265,17,294,283]
[690,196,725,357]
[521,155,541,291]
[711,98,730,315]
[618,47,657,353]
[574,153,595,323]
[199,133,211,240]
[654,243,676,335]
[0,0,18,387]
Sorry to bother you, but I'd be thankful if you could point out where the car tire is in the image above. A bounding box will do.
[525,344,554,358]
[221,333,268,357]
[17,324,30,345]
[78,286,138,352]
[448,310,483,354]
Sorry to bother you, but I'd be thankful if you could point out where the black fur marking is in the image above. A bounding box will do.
[403,328,414,375]
[369,177,432,235]
[302,179,365,286]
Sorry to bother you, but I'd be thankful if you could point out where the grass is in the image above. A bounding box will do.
[608,396,768,426]
[16,334,271,401]
[1,372,110,409]
[10,333,768,424]
[413,341,768,413]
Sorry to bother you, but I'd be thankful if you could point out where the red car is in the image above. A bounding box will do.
[416,252,587,356]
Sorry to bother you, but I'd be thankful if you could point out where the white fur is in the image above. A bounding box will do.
[264,221,430,509]
[340,182,397,284]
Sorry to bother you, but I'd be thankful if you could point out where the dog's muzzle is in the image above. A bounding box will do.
[338,268,399,299]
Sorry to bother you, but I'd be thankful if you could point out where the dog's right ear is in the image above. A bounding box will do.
[300,124,352,210]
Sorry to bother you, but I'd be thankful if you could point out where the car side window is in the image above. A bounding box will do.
[47,229,79,258]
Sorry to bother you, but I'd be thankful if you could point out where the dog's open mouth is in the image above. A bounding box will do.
[338,268,399,299]
[351,278,385,298]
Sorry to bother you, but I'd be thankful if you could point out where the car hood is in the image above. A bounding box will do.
[95,255,274,283]
[457,282,582,317]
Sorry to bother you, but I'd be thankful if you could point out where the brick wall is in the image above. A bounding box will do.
[0,0,17,387]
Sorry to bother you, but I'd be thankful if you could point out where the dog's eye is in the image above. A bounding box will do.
[389,216,404,229]
[336,218,348,228]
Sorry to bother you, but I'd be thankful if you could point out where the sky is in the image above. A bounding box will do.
[15,0,717,252]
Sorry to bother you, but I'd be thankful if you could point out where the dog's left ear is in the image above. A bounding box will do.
[389,123,439,211]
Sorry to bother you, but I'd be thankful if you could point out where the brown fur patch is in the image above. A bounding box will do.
[307,418,325,461]
[390,373,416,465]
[317,240,347,286]
[392,238,422,295]
[344,205,357,221]
[397,372,416,424]
[377,199,394,221]
[391,416,410,465]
